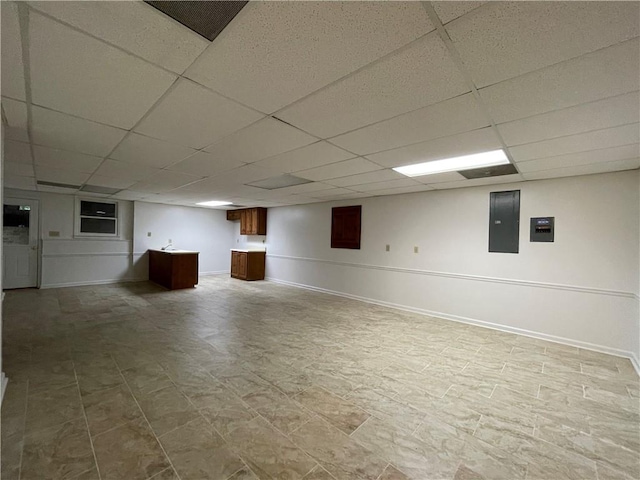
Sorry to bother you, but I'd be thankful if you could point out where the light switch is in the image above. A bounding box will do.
[147,232,152,237]
[414,246,419,253]
[385,244,390,252]
[49,231,60,237]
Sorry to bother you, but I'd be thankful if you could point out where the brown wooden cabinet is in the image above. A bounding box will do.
[229,207,267,235]
[230,250,265,281]
[226,209,242,221]
[149,250,199,290]
[240,208,267,235]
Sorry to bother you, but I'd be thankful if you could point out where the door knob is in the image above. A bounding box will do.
[31,246,37,251]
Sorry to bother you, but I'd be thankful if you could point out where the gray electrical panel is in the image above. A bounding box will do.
[530,217,554,242]
[489,190,520,253]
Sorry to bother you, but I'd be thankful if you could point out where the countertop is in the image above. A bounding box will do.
[230,248,266,253]
[148,249,200,255]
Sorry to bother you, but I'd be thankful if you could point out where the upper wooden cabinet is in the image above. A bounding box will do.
[240,208,267,235]
[226,210,242,221]
[227,207,267,235]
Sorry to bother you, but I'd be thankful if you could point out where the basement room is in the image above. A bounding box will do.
[1,1,639,479]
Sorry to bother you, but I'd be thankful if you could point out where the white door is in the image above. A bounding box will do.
[3,198,39,289]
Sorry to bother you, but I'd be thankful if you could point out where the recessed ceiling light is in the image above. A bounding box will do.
[393,149,510,177]
[196,200,233,207]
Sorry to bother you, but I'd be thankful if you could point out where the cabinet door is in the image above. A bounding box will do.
[239,210,247,235]
[238,252,247,279]
[231,251,239,277]
[249,209,258,234]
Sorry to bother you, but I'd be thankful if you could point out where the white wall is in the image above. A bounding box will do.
[4,188,137,288]
[133,201,235,278]
[265,171,640,362]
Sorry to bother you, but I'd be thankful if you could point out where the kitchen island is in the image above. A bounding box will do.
[148,249,199,290]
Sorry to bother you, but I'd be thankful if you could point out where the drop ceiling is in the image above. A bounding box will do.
[1,1,639,209]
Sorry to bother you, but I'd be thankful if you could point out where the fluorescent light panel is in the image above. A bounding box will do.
[393,149,510,177]
[196,200,232,207]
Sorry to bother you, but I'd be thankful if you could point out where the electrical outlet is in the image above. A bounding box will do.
[385,244,390,252]
[147,232,152,237]
[414,246,419,253]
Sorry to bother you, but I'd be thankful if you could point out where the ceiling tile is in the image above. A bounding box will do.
[168,151,246,177]
[432,2,486,24]
[29,11,177,129]
[31,106,127,157]
[33,145,103,173]
[2,97,29,142]
[253,141,355,173]
[497,91,640,147]
[325,169,406,187]
[110,190,150,201]
[5,162,34,177]
[93,159,161,182]
[109,133,196,168]
[413,171,466,185]
[430,173,523,190]
[85,175,135,190]
[135,79,263,149]
[479,40,640,124]
[4,140,32,164]
[447,2,639,88]
[28,1,209,74]
[521,158,640,181]
[5,175,36,190]
[184,1,434,113]
[203,117,316,164]
[352,178,421,192]
[278,33,470,138]
[309,187,356,198]
[143,170,202,189]
[207,164,284,185]
[368,184,434,196]
[126,182,173,194]
[1,2,26,101]
[264,182,336,196]
[517,144,640,173]
[366,127,502,168]
[509,124,640,163]
[330,93,489,155]
[295,157,382,181]
[35,165,90,185]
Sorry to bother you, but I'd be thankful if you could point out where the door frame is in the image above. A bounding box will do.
[3,197,41,289]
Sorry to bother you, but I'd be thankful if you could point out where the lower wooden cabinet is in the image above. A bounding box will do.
[230,250,265,281]
[148,250,199,290]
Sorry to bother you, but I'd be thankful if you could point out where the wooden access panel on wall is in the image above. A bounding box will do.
[331,205,361,249]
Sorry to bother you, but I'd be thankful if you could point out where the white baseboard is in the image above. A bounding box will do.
[40,272,229,289]
[1,373,8,404]
[40,277,147,289]
[267,276,639,374]
[631,353,640,377]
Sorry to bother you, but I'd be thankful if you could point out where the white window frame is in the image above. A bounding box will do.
[74,197,120,238]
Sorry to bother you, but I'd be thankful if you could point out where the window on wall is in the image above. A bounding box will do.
[75,198,118,237]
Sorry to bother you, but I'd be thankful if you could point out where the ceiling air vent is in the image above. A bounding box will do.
[37,181,82,190]
[145,1,248,41]
[247,174,312,190]
[459,163,519,180]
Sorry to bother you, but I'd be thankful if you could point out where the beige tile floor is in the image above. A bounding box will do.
[1,276,639,480]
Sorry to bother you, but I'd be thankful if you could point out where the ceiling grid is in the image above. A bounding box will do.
[0,1,637,206]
